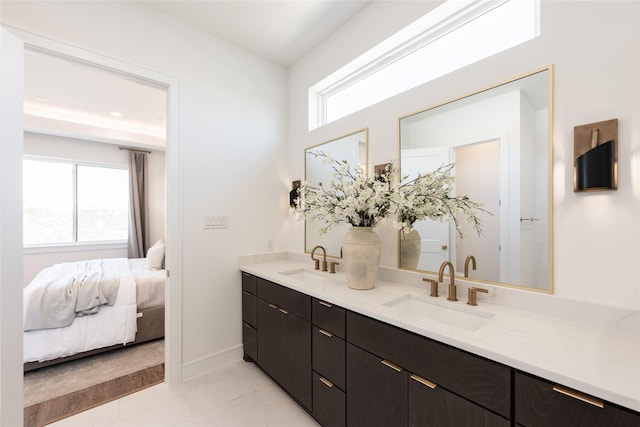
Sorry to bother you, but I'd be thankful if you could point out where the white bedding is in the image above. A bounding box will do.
[23,258,165,363]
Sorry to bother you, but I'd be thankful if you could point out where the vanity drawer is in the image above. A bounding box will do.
[241,272,257,295]
[313,371,346,427]
[242,321,257,362]
[312,298,345,338]
[256,277,310,321]
[515,372,640,427]
[242,290,257,328]
[347,311,511,418]
[312,326,345,390]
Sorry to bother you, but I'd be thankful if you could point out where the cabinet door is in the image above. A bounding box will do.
[256,299,282,382]
[409,374,510,427]
[347,343,408,427]
[280,308,312,411]
[515,372,640,427]
[347,311,510,418]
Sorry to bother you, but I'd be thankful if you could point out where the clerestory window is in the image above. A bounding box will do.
[309,0,540,129]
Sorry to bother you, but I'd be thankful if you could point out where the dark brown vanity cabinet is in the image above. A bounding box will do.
[241,273,639,427]
[312,298,346,427]
[255,278,312,411]
[241,272,257,362]
[515,371,640,427]
[346,311,512,427]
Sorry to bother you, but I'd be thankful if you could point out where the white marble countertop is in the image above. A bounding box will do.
[239,256,640,413]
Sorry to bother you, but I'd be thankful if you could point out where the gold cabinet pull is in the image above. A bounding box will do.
[552,385,604,408]
[268,304,278,310]
[410,374,437,390]
[318,300,333,308]
[319,376,334,388]
[381,359,403,372]
[278,308,289,315]
[319,329,333,338]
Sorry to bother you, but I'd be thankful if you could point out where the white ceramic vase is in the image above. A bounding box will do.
[342,226,381,290]
[400,228,421,270]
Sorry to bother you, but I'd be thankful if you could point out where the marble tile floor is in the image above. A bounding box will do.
[49,360,320,426]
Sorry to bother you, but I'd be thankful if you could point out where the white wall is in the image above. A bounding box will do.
[288,1,640,310]
[1,0,289,384]
[22,132,166,284]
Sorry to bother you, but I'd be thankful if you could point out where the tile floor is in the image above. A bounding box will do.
[49,360,319,427]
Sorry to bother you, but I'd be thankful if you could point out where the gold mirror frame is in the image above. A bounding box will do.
[304,129,369,258]
[398,67,553,293]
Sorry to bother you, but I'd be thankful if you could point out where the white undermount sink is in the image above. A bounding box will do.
[383,294,495,332]
[278,268,329,282]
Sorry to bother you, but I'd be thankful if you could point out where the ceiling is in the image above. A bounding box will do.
[142,1,371,67]
[24,1,371,148]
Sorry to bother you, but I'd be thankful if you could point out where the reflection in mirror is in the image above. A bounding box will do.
[305,129,368,258]
[399,67,552,292]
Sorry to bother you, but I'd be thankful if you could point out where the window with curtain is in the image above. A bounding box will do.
[23,157,129,246]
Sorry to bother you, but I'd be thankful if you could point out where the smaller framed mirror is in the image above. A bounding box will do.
[305,129,368,258]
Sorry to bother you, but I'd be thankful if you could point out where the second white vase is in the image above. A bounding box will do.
[342,226,381,290]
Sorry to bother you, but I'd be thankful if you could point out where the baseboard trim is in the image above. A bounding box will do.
[181,344,243,382]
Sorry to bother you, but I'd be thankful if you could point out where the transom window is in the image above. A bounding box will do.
[23,158,129,246]
[309,0,540,129]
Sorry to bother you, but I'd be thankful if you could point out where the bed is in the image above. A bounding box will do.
[23,246,166,371]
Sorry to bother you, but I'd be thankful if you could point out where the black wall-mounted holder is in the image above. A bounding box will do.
[290,180,301,208]
[574,119,618,192]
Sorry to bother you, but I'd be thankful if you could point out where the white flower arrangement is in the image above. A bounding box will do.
[296,151,486,237]
[391,163,485,237]
[297,151,393,234]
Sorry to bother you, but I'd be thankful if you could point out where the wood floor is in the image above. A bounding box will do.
[24,339,164,427]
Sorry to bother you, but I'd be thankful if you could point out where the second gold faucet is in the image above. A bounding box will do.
[438,261,457,301]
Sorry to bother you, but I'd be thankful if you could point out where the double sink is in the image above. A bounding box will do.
[278,267,495,332]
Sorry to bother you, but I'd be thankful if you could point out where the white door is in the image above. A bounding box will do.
[454,140,501,281]
[0,26,25,427]
[401,147,451,272]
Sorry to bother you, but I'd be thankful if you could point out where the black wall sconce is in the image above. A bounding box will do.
[290,180,301,208]
[574,119,617,192]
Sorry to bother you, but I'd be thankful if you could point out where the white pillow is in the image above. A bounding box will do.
[147,240,165,270]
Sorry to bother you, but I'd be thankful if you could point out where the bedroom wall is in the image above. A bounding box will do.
[287,0,640,310]
[22,132,166,285]
[1,0,289,385]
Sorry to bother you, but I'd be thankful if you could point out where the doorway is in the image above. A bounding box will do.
[12,33,182,421]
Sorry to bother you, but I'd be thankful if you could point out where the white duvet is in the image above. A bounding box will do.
[23,259,138,363]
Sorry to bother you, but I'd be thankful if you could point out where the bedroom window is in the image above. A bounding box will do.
[23,158,129,246]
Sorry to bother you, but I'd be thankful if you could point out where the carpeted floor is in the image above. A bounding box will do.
[24,339,164,427]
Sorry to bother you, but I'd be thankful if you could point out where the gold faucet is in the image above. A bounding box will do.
[464,255,476,278]
[311,245,328,271]
[438,261,457,301]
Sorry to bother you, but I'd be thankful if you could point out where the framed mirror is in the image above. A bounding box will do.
[305,129,368,258]
[399,67,553,292]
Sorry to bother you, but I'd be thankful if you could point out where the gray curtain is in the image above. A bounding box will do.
[128,151,149,258]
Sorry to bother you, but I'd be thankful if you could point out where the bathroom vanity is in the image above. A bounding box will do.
[239,257,639,427]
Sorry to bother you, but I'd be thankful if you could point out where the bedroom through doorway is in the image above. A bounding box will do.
[21,46,172,422]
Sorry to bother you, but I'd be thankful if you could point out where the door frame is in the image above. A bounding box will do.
[4,26,183,388]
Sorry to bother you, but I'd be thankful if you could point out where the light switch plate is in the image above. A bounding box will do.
[203,216,228,229]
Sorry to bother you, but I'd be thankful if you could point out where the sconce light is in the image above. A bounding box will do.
[574,119,617,192]
[290,180,301,208]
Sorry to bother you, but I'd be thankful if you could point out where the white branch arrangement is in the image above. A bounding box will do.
[296,151,488,237]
